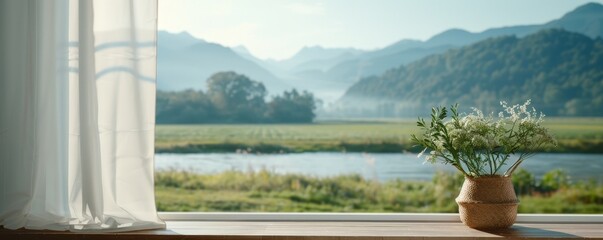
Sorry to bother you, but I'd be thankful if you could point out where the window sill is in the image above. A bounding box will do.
[2,221,603,239]
[158,212,603,223]
[2,214,603,239]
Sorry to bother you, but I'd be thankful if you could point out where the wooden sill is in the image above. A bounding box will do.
[2,221,603,239]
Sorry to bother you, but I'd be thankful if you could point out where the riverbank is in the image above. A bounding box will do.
[155,169,603,213]
[155,119,603,154]
[155,140,603,154]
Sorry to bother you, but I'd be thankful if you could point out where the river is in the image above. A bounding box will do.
[155,152,603,182]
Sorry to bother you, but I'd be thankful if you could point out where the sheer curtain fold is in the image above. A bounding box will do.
[0,0,164,232]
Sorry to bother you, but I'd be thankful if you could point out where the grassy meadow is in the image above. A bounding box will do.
[155,169,603,213]
[155,118,603,153]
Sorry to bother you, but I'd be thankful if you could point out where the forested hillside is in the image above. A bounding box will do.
[341,29,603,116]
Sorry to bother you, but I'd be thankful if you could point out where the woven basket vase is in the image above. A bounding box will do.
[455,176,519,229]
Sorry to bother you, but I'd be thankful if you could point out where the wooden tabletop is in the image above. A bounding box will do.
[2,221,603,239]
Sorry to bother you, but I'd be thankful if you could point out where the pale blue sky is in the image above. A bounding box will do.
[158,0,603,60]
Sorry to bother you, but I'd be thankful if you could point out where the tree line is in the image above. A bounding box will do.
[157,71,317,123]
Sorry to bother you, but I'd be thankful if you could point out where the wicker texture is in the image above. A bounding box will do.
[456,176,519,229]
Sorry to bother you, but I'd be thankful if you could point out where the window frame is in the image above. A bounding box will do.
[158,212,603,223]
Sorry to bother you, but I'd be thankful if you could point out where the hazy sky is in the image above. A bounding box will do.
[158,0,603,60]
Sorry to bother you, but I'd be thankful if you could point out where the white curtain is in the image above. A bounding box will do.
[0,0,165,231]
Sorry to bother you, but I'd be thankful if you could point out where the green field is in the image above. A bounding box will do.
[155,169,603,213]
[155,118,603,153]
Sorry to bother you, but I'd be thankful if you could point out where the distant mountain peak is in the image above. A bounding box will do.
[296,45,329,55]
[545,2,603,39]
[426,28,474,46]
[566,2,603,16]
[391,39,421,45]
[281,45,362,68]
[171,31,204,42]
[157,32,290,93]
[443,28,471,34]
[302,45,325,50]
[430,28,471,39]
[233,45,251,55]
[176,31,192,37]
[296,45,361,55]
[381,38,421,50]
[158,30,206,49]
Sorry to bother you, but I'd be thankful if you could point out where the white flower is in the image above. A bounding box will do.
[417,147,427,158]
[426,151,438,164]
[520,99,531,114]
[434,140,445,151]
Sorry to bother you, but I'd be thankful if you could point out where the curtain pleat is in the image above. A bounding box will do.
[0,0,164,232]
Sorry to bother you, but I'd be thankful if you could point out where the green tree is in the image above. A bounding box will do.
[156,90,216,123]
[207,71,268,123]
[267,89,317,123]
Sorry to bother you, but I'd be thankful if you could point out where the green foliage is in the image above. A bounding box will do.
[540,169,571,193]
[155,169,603,213]
[411,101,556,177]
[344,29,603,117]
[207,71,268,123]
[431,171,464,211]
[513,168,589,198]
[156,71,318,123]
[266,89,317,123]
[156,90,216,123]
[518,173,603,213]
[512,168,536,196]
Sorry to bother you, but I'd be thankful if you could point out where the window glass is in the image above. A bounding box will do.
[155,0,603,213]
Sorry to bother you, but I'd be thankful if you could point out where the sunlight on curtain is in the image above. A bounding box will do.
[0,0,164,231]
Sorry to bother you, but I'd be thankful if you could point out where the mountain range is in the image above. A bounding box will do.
[306,2,603,100]
[157,31,291,94]
[157,2,603,115]
[340,29,603,117]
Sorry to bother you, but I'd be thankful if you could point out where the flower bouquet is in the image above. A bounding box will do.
[411,100,556,229]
